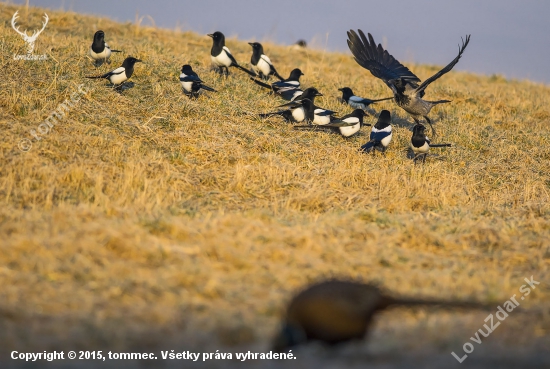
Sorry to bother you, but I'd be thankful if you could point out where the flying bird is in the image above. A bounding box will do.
[248,42,284,80]
[86,56,141,90]
[251,68,304,100]
[88,30,121,66]
[338,87,393,110]
[360,110,392,154]
[294,109,370,138]
[208,31,255,77]
[410,124,452,164]
[259,98,315,124]
[347,30,470,135]
[272,279,494,351]
[179,64,216,98]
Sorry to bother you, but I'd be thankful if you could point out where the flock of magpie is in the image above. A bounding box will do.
[85,29,471,164]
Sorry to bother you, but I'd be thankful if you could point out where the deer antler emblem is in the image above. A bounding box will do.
[11,11,49,55]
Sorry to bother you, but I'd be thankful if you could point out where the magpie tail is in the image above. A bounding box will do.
[430,143,452,148]
[359,141,375,153]
[233,63,257,77]
[85,75,104,79]
[259,111,283,118]
[201,84,217,92]
[250,78,271,89]
[371,97,394,103]
[111,50,122,53]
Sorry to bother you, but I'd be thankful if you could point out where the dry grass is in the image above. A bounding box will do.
[1,4,550,368]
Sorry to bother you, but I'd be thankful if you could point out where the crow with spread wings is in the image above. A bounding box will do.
[347,30,470,135]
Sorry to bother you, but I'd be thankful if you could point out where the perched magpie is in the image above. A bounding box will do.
[294,109,370,138]
[259,98,315,124]
[360,110,392,154]
[410,124,452,164]
[86,56,142,90]
[179,64,216,98]
[347,30,470,135]
[338,87,393,110]
[248,42,284,81]
[251,68,304,100]
[88,30,121,66]
[208,31,255,76]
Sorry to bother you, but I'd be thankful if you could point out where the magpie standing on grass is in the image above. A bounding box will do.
[251,68,304,100]
[410,124,452,164]
[338,87,393,110]
[294,109,369,138]
[360,110,392,154]
[259,98,315,124]
[208,31,255,76]
[347,30,470,135]
[248,42,284,80]
[88,30,122,66]
[86,56,142,90]
[179,64,216,98]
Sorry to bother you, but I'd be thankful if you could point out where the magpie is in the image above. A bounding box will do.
[338,87,393,110]
[294,109,370,137]
[410,124,451,164]
[259,98,315,124]
[208,31,255,76]
[86,56,142,90]
[251,68,304,100]
[88,30,121,66]
[347,30,470,135]
[248,42,284,80]
[360,110,392,154]
[272,279,495,351]
[179,64,216,98]
[279,99,339,126]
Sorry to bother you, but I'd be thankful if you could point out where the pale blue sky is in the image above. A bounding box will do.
[6,0,550,84]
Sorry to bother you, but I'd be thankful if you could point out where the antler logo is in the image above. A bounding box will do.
[11,11,49,55]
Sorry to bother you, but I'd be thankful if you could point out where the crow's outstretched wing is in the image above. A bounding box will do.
[414,35,471,94]
[347,30,420,87]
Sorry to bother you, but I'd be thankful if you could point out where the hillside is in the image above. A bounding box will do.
[1,4,549,368]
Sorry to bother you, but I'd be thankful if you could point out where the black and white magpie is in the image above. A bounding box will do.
[179,64,216,98]
[86,56,142,90]
[360,110,393,154]
[88,30,121,66]
[259,98,315,124]
[294,109,370,137]
[347,30,470,135]
[251,68,304,100]
[338,87,393,110]
[248,42,284,81]
[208,31,255,76]
[410,124,452,164]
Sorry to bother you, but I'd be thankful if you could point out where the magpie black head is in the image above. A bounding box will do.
[302,87,322,99]
[338,87,354,100]
[207,31,225,45]
[248,42,264,53]
[288,68,304,81]
[412,124,426,136]
[122,56,142,68]
[181,64,193,74]
[295,40,307,48]
[350,109,367,119]
[93,30,105,43]
[374,110,392,129]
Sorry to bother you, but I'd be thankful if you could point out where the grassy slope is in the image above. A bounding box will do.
[1,4,549,367]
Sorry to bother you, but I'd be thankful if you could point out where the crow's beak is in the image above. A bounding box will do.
[207,33,214,38]
[248,42,253,46]
[316,92,323,96]
[338,88,343,91]
[135,59,142,63]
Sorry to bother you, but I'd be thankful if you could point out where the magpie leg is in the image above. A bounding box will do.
[424,116,436,138]
[422,153,427,164]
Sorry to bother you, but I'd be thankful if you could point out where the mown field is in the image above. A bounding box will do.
[1,4,549,368]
